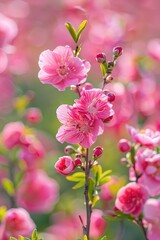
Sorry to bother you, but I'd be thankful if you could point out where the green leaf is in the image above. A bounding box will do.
[99,176,110,186]
[2,178,15,196]
[92,195,99,207]
[100,170,112,179]
[100,63,107,76]
[31,229,38,240]
[72,180,85,189]
[76,20,88,43]
[66,172,85,182]
[18,236,25,240]
[88,177,95,201]
[65,22,77,43]
[92,165,102,184]
[10,238,17,240]
[100,236,107,240]
[0,205,7,222]
[83,235,88,240]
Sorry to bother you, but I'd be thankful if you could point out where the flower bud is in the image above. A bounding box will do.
[64,145,76,155]
[106,75,113,83]
[93,146,103,159]
[118,139,131,152]
[113,46,123,57]
[74,158,82,166]
[103,115,113,123]
[96,53,106,63]
[104,91,115,102]
[55,156,75,175]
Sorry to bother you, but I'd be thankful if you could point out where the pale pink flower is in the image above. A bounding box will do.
[127,125,160,148]
[25,107,42,124]
[16,170,59,213]
[135,147,160,196]
[38,45,90,91]
[74,88,114,122]
[2,122,25,149]
[0,208,35,240]
[55,156,75,175]
[148,38,160,61]
[143,198,160,240]
[115,182,148,216]
[56,104,104,148]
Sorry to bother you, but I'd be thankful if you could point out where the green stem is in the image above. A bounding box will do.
[84,148,92,239]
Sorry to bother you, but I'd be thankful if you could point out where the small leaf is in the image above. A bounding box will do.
[99,176,110,186]
[76,20,88,42]
[100,236,107,240]
[0,206,7,222]
[100,63,107,76]
[32,229,38,240]
[92,165,102,184]
[66,172,85,182]
[18,236,24,240]
[88,177,95,201]
[72,180,85,189]
[65,22,77,43]
[83,235,88,240]
[10,238,17,240]
[92,195,99,207]
[100,170,112,179]
[2,178,15,196]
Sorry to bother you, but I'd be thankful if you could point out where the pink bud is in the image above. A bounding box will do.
[96,53,106,63]
[106,75,113,83]
[103,115,113,123]
[118,139,131,152]
[113,46,123,56]
[93,146,103,159]
[74,158,82,166]
[25,107,42,124]
[104,91,115,102]
[55,156,75,175]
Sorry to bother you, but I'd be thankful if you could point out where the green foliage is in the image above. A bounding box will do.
[100,236,107,240]
[66,172,85,189]
[0,206,7,222]
[103,210,134,222]
[10,229,43,240]
[2,178,15,196]
[65,20,88,43]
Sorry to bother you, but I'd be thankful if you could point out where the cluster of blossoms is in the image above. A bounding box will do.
[114,126,160,239]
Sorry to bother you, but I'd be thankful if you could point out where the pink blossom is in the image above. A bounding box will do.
[143,198,160,240]
[0,208,35,240]
[16,170,59,213]
[74,88,114,122]
[38,45,90,91]
[55,156,75,175]
[135,147,160,196]
[56,104,104,148]
[118,139,131,152]
[127,125,160,148]
[148,38,160,61]
[2,122,25,149]
[25,107,42,124]
[93,146,103,159]
[90,209,106,239]
[115,182,148,216]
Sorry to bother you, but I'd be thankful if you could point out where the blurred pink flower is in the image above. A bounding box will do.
[25,107,42,124]
[0,208,35,240]
[55,156,75,175]
[148,38,160,61]
[135,147,160,196]
[115,182,148,216]
[127,125,160,148]
[74,88,114,122]
[56,104,104,148]
[143,198,160,240]
[38,45,90,91]
[2,121,25,149]
[0,14,18,48]
[17,170,59,213]
[90,209,106,239]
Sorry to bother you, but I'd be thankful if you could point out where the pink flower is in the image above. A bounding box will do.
[127,125,160,148]
[38,45,90,91]
[143,199,160,240]
[56,104,104,148]
[135,147,160,196]
[55,156,75,175]
[74,88,114,122]
[0,208,35,240]
[25,107,42,124]
[16,170,59,213]
[148,38,160,61]
[2,122,25,149]
[115,182,148,216]
[118,138,131,152]
[90,209,106,239]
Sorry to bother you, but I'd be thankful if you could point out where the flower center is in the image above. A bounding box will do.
[58,65,69,78]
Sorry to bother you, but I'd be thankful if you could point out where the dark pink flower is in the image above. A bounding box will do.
[38,45,90,91]
[115,182,148,216]
[56,104,104,148]
[55,156,75,175]
[118,138,131,152]
[135,147,160,196]
[143,198,160,240]
[2,122,25,149]
[93,146,103,159]
[17,170,59,213]
[0,208,35,240]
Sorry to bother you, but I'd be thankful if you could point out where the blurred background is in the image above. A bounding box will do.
[0,0,160,239]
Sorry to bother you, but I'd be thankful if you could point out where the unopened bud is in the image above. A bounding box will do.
[118,139,131,153]
[70,85,77,92]
[93,146,103,160]
[113,46,123,57]
[74,158,82,166]
[104,91,115,102]
[96,53,106,63]
[64,145,75,155]
[120,157,127,165]
[103,115,113,123]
